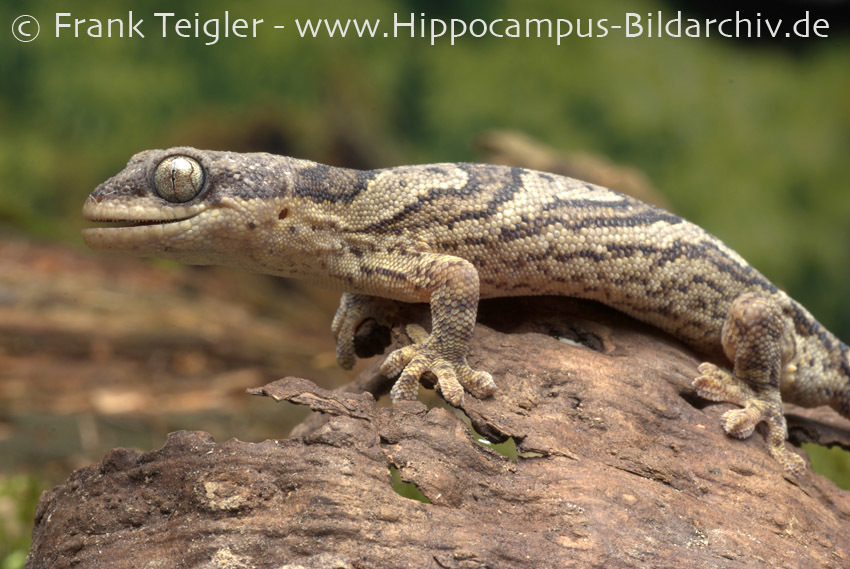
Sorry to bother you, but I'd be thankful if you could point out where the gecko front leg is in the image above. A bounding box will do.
[338,252,496,405]
[693,293,805,474]
[383,254,497,405]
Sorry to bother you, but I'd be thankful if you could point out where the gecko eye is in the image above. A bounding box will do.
[153,155,205,203]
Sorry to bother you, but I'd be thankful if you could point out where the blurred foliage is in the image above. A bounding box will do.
[1,0,849,553]
[0,0,847,337]
[805,443,850,490]
[0,474,42,569]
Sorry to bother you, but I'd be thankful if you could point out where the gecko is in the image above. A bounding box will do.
[81,147,850,473]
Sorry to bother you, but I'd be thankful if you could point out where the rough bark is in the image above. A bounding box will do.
[28,298,850,569]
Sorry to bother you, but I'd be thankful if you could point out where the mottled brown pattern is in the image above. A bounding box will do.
[81,147,850,472]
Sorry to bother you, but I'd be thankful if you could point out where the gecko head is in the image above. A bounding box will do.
[82,147,295,267]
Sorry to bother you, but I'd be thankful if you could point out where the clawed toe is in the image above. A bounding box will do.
[721,407,760,439]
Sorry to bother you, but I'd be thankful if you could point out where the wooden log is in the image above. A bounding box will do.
[28,298,850,569]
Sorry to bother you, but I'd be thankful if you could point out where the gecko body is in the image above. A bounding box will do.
[82,147,850,473]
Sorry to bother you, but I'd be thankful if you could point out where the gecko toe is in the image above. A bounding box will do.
[380,345,417,378]
[693,363,755,407]
[390,355,428,402]
[381,329,495,405]
[721,407,760,439]
[778,450,807,475]
[431,359,464,406]
[335,337,357,370]
[458,367,497,399]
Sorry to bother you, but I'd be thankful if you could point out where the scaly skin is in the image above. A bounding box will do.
[81,147,850,473]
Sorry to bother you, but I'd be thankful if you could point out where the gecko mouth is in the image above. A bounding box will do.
[80,210,206,252]
[81,194,208,229]
[83,216,197,228]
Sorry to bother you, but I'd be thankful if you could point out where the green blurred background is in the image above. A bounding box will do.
[1,0,849,565]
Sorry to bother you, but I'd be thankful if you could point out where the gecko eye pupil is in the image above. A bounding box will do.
[153,155,205,203]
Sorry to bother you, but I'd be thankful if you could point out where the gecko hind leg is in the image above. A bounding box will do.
[692,292,805,474]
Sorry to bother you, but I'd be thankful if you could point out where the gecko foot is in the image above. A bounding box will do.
[332,293,397,369]
[380,324,497,406]
[694,362,806,474]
